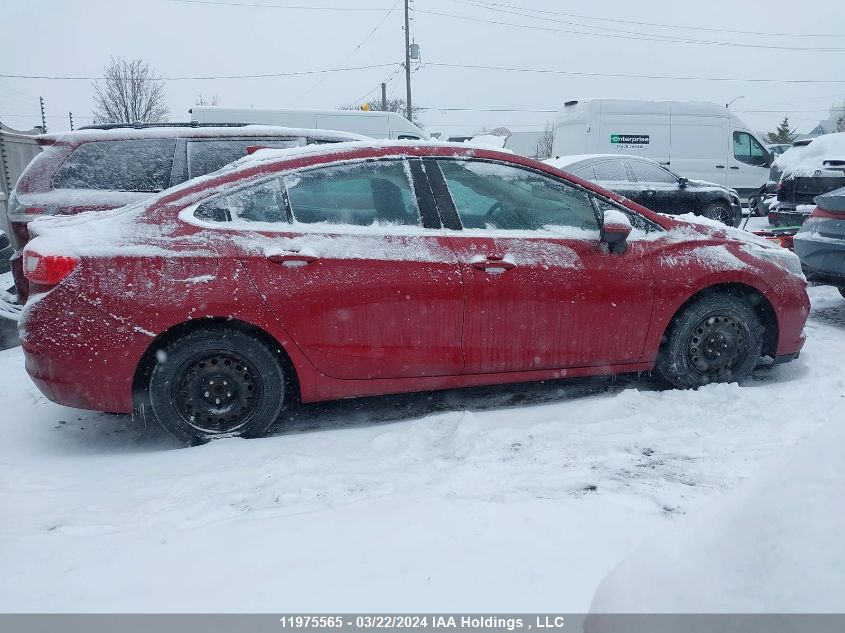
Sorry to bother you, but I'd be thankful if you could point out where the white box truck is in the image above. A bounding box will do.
[190,106,428,141]
[552,99,772,199]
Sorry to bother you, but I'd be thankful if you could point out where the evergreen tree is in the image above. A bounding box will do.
[765,116,797,144]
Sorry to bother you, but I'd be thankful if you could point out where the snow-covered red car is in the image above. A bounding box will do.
[19,141,810,444]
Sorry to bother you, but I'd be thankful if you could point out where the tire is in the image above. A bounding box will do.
[657,293,763,389]
[700,202,736,227]
[838,287,845,300]
[147,327,287,444]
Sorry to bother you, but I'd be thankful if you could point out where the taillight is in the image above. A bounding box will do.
[22,250,78,286]
[776,180,784,192]
[810,206,845,220]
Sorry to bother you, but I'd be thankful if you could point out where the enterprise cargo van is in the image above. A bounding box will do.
[552,99,773,198]
[190,106,428,141]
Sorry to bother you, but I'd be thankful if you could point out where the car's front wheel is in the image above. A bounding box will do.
[838,287,845,300]
[657,293,763,389]
[700,202,736,226]
[147,327,287,444]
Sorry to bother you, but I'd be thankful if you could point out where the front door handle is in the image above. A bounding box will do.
[471,256,516,273]
[267,252,318,267]
[730,166,740,170]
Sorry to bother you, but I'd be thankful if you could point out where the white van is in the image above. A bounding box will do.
[552,99,772,199]
[190,106,428,141]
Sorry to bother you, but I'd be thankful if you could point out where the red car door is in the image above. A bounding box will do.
[209,159,464,380]
[426,158,655,374]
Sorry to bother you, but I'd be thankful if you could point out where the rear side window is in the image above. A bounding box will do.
[284,161,421,227]
[187,138,304,179]
[630,161,677,184]
[53,138,177,191]
[195,177,287,223]
[592,160,630,182]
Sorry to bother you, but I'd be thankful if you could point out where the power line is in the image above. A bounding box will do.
[290,0,401,105]
[452,0,844,39]
[0,63,397,81]
[414,8,845,52]
[425,62,845,84]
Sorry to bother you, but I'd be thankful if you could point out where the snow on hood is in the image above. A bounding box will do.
[776,132,845,178]
[464,134,510,150]
[544,154,622,170]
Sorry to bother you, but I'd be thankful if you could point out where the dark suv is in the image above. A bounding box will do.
[3,123,366,319]
[770,133,845,227]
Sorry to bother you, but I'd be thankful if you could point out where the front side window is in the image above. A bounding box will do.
[187,138,304,179]
[53,138,177,191]
[438,160,599,232]
[733,132,767,166]
[285,160,421,227]
[630,161,678,185]
[195,177,287,223]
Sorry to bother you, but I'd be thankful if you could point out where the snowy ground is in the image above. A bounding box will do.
[0,284,843,613]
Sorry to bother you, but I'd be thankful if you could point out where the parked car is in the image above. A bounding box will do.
[793,186,845,298]
[552,99,773,200]
[3,123,367,319]
[547,154,742,226]
[20,141,809,444]
[770,133,845,227]
[190,106,427,140]
[0,230,10,274]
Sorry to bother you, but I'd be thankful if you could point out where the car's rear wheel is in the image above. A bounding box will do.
[148,328,286,445]
[657,293,763,389]
[838,287,845,300]
[700,202,736,226]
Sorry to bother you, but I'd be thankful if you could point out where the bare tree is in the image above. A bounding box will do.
[195,93,221,106]
[536,121,554,158]
[92,57,169,124]
[341,97,424,128]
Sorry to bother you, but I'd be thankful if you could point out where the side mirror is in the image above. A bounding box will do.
[678,176,689,189]
[602,208,632,254]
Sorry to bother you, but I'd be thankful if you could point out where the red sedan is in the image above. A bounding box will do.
[19,142,809,444]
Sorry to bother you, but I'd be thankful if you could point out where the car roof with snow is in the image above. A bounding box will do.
[545,154,657,171]
[35,124,370,146]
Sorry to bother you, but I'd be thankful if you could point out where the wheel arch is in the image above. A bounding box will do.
[132,317,301,412]
[659,282,779,360]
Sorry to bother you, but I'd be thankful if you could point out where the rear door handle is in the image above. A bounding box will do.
[267,252,318,267]
[715,165,726,169]
[471,256,516,273]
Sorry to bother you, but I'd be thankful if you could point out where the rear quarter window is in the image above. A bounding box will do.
[53,138,177,192]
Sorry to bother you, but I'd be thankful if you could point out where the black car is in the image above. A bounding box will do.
[770,133,845,227]
[548,154,742,226]
[793,186,845,298]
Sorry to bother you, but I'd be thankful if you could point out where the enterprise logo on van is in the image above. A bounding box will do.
[611,134,650,144]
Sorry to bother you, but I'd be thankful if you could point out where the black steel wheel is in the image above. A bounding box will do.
[148,327,287,444]
[657,293,763,389]
[700,202,736,227]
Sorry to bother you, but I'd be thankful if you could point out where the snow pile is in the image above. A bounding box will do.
[776,132,845,178]
[590,414,845,612]
[464,134,509,149]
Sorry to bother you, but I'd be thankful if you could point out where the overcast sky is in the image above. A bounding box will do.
[1,0,843,137]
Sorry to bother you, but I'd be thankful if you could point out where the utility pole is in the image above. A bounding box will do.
[403,0,412,122]
[39,96,47,133]
[381,82,387,112]
[0,117,11,196]
[68,112,74,131]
